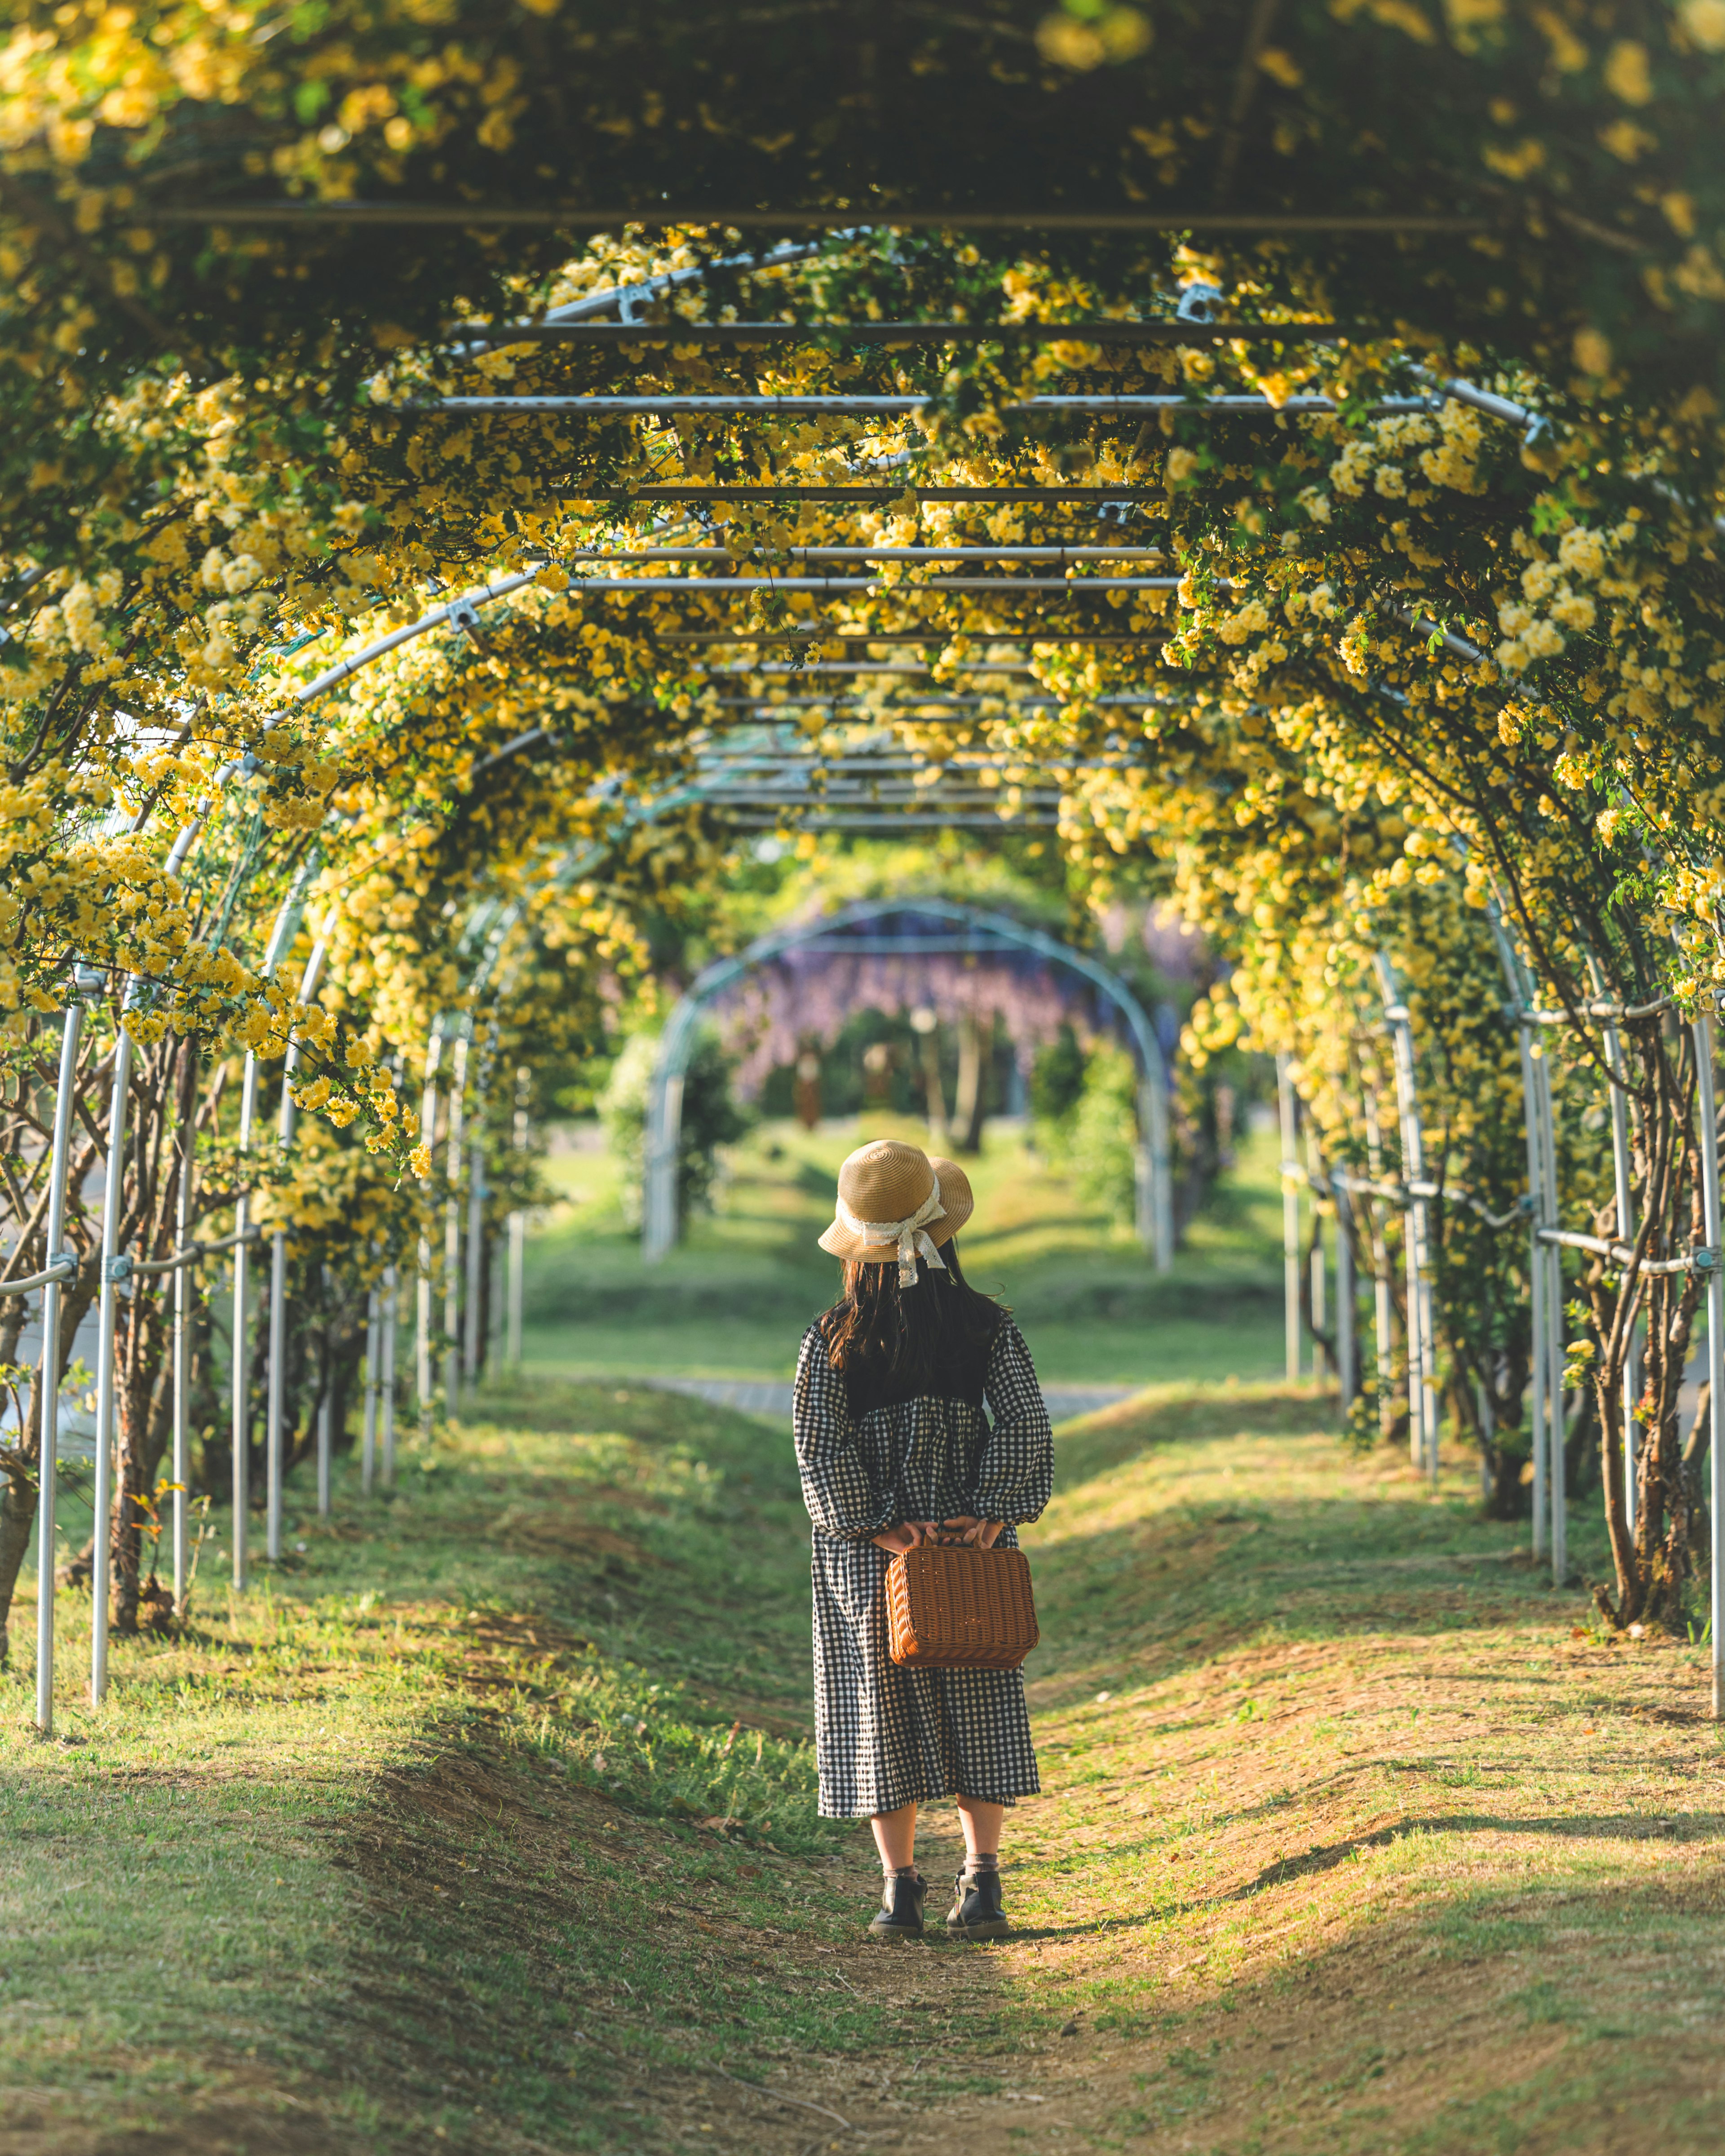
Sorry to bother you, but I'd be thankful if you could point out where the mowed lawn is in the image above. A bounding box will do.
[4,1368,1723,2155]
[520,1111,1288,1387]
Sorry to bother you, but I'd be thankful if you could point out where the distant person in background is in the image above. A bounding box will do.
[793,1139,1054,1940]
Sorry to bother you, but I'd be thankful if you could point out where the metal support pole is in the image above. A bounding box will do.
[1277,1054,1301,1382]
[1335,1180,1357,1406]
[231,887,305,1591]
[417,1032,442,1432]
[416,1232,433,1430]
[172,1088,193,1614]
[1533,1045,1567,1584]
[1695,1010,1725,1718]
[1519,1027,1549,1565]
[314,1262,332,1519]
[1362,1073,1396,1438]
[443,1033,467,1421]
[464,1132,485,1393]
[507,1212,525,1367]
[265,1229,288,1561]
[91,1018,134,1704]
[316,1384,332,1519]
[507,1065,529,1368]
[1493,909,1549,1562]
[1377,956,1438,1483]
[1137,1073,1175,1274]
[1603,1017,1639,1536]
[232,1057,256,1592]
[267,941,327,1563]
[1307,1135,1327,1384]
[381,1263,398,1488]
[36,994,88,1735]
[362,1282,380,1494]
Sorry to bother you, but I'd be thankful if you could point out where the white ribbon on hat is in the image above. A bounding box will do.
[834,1172,948,1287]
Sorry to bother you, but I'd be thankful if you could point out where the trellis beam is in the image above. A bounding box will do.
[453,319,1349,347]
[407,393,1429,417]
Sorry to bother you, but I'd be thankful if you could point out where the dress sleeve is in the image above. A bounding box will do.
[792,1324,897,1541]
[970,1321,1055,1526]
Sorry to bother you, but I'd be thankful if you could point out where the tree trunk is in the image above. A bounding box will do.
[917,1024,947,1140]
[111,1297,172,1637]
[952,1010,987,1155]
[0,1474,35,1671]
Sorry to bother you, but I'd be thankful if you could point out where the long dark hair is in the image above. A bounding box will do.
[821,1240,1005,1396]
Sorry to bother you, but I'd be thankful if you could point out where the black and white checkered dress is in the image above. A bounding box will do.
[793,1315,1054,1819]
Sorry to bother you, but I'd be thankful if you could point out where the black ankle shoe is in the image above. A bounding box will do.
[946,1864,1010,1940]
[868,1870,927,1939]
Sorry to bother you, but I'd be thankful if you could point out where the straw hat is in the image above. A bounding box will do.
[817,1138,973,1283]
[924,1156,975,1248]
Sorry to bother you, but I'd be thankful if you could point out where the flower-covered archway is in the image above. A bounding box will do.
[642,899,1175,1266]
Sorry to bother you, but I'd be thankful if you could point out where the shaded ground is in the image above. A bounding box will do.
[522,1114,1286,1385]
[4,1378,1724,2153]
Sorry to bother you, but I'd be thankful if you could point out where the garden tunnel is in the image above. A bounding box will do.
[641,897,1176,1269]
[4,0,1725,1749]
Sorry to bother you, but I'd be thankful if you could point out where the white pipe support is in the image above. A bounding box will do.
[1376,959,1436,1478]
[1277,1056,1302,1381]
[1602,1018,1639,1536]
[1361,1076,1396,1439]
[1693,1014,1725,1717]
[293,572,539,705]
[315,1270,332,1519]
[463,1134,485,1390]
[230,872,309,1591]
[362,1283,380,1495]
[264,938,330,1562]
[381,1265,398,1488]
[416,1235,434,1430]
[507,1212,525,1368]
[172,1102,193,1614]
[90,1019,135,1704]
[416,1031,442,1426]
[442,1032,468,1423]
[1534,1048,1567,1584]
[265,1230,288,1561]
[1521,1032,1549,1563]
[35,995,88,1734]
[1335,1179,1356,1405]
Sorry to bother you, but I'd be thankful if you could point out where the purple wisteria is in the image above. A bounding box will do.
[711,915,1139,1100]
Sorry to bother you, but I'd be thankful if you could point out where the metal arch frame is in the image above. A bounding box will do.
[641,897,1176,1272]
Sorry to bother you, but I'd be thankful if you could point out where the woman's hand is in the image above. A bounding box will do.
[940,1515,1006,1549]
[871,1521,931,1555]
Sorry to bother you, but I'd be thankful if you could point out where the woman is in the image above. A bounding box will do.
[793,1138,1054,1941]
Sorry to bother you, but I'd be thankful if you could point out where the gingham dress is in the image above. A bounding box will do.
[793,1315,1054,1819]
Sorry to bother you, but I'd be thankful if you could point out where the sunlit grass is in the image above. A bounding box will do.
[522,1113,1286,1383]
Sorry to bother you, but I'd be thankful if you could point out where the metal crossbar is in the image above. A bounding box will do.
[1537,1226,1717,1277]
[561,546,1167,560]
[557,486,1165,501]
[451,319,1350,347]
[0,1254,78,1296]
[562,574,1179,592]
[150,204,1493,234]
[406,393,1429,417]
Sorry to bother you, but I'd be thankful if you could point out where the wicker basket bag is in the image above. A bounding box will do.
[886,1537,1039,1670]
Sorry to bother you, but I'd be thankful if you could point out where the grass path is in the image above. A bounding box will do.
[4,1377,1724,2154]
